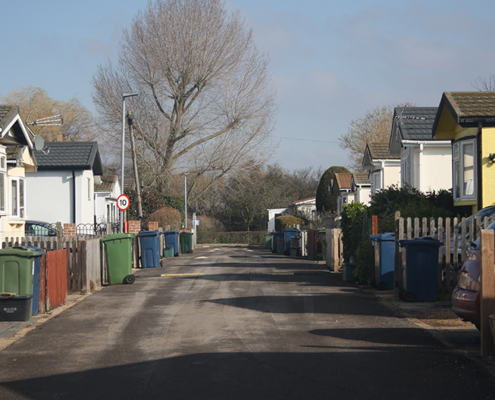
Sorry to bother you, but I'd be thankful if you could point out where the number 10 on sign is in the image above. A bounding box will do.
[117,194,130,211]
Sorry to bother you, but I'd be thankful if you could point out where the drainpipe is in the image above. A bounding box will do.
[419,143,424,192]
[477,122,483,211]
[381,161,385,189]
[72,171,76,224]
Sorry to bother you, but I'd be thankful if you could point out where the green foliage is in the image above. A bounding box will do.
[316,166,350,213]
[275,215,304,232]
[125,189,165,220]
[155,193,185,222]
[354,233,373,284]
[125,190,185,222]
[368,185,455,232]
[341,202,368,262]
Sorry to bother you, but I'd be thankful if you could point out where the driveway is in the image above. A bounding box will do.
[0,246,494,399]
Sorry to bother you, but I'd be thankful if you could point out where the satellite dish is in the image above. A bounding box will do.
[34,135,45,151]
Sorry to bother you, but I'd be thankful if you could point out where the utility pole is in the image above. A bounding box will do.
[127,111,143,219]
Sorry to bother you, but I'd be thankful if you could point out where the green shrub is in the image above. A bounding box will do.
[341,202,368,263]
[368,185,455,232]
[275,215,304,231]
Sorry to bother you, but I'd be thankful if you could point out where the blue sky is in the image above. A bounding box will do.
[2,0,495,171]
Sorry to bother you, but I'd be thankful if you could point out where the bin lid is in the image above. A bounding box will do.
[0,246,40,257]
[370,233,395,242]
[26,245,47,256]
[137,230,160,237]
[180,232,193,236]
[398,236,443,248]
[101,233,137,242]
[283,228,301,233]
[164,230,179,234]
[0,294,33,300]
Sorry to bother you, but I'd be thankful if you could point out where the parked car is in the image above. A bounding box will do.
[25,221,58,237]
[451,220,495,330]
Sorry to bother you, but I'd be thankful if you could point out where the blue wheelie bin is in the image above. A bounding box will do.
[370,233,395,290]
[398,236,443,302]
[137,230,161,268]
[283,228,301,256]
[26,246,46,315]
[163,231,180,257]
[271,232,284,253]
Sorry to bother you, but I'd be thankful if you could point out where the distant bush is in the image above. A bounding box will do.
[149,206,182,231]
[196,216,226,232]
[275,215,304,231]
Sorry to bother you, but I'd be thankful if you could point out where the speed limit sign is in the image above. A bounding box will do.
[117,194,130,211]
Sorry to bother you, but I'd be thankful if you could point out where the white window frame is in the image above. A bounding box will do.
[0,156,6,214]
[10,177,25,219]
[371,171,381,194]
[452,140,476,201]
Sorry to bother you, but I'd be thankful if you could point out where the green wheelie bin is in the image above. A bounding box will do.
[101,233,136,285]
[180,232,194,254]
[0,246,40,319]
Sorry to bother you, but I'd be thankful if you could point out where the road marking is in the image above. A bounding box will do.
[161,273,206,277]
[249,272,294,275]
[195,256,209,259]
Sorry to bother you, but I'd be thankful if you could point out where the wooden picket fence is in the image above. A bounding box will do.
[395,214,495,292]
[1,236,88,293]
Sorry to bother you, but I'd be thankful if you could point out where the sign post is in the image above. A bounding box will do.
[117,195,130,232]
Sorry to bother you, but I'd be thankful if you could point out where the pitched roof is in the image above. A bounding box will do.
[0,105,32,147]
[33,141,103,174]
[335,173,352,189]
[367,143,400,160]
[94,175,118,192]
[352,172,370,186]
[432,92,495,135]
[393,107,438,140]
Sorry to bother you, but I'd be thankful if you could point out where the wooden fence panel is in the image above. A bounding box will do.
[46,249,67,311]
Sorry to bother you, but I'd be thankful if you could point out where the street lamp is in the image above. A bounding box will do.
[184,173,189,229]
[120,92,138,233]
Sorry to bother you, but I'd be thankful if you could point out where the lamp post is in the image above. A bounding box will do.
[120,92,138,233]
[184,173,189,229]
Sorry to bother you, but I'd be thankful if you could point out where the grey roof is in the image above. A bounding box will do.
[353,172,370,186]
[0,105,19,132]
[34,141,103,174]
[0,105,31,147]
[95,175,118,192]
[368,143,400,160]
[393,107,438,140]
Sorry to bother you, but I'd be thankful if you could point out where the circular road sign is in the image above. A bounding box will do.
[117,194,130,211]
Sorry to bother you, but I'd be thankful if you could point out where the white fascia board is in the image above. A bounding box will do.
[2,114,34,149]
[401,140,451,147]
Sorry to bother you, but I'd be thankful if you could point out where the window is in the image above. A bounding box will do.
[0,156,5,213]
[10,177,25,218]
[452,140,476,201]
[371,171,381,193]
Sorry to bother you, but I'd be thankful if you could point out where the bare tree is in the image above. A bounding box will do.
[92,0,277,193]
[2,86,97,141]
[339,103,413,171]
[473,74,495,91]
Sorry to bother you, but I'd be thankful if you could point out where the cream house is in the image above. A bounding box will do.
[351,172,371,205]
[389,106,452,192]
[0,105,37,238]
[362,143,401,194]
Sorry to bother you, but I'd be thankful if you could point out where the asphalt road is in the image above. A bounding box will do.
[0,246,494,399]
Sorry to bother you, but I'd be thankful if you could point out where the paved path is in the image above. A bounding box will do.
[0,247,494,399]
